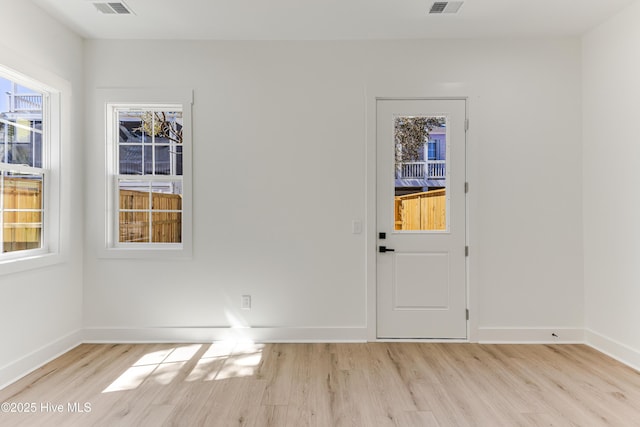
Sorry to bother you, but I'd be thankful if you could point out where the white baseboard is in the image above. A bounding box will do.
[0,329,82,390]
[477,327,585,344]
[83,327,368,343]
[585,329,640,372]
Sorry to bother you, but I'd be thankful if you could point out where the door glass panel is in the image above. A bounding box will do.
[394,116,447,231]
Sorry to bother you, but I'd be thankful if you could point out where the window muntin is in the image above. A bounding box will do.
[113,107,183,246]
[0,75,47,256]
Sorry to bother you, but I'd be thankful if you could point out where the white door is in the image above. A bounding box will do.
[376,99,467,339]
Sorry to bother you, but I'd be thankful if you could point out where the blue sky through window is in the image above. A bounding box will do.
[0,78,10,113]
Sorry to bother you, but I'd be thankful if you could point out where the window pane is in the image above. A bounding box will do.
[143,145,153,174]
[0,123,42,167]
[141,112,159,144]
[152,144,182,176]
[394,116,447,231]
[118,111,144,143]
[3,212,42,253]
[119,211,149,243]
[119,181,150,210]
[2,173,43,253]
[154,145,171,175]
[151,181,182,210]
[117,180,182,244]
[115,108,183,177]
[155,111,182,145]
[4,174,43,208]
[174,145,183,176]
[141,144,183,176]
[119,145,142,175]
[0,77,43,122]
[152,212,181,243]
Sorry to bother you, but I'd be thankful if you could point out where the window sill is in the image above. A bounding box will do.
[98,245,192,260]
[0,251,65,276]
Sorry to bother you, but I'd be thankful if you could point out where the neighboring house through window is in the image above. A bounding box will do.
[395,126,447,193]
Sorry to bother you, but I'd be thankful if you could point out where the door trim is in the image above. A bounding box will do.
[365,95,471,342]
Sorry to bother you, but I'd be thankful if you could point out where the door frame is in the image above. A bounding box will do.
[365,94,474,342]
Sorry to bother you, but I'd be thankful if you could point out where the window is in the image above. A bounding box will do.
[427,137,447,162]
[114,107,183,246]
[0,73,48,259]
[103,91,192,257]
[427,139,438,160]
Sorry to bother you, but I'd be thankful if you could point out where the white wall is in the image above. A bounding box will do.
[83,38,584,342]
[0,1,84,386]
[583,0,640,368]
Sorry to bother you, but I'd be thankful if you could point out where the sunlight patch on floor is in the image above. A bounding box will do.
[184,340,265,382]
[102,364,158,393]
[102,344,203,393]
[102,341,266,392]
[214,342,264,380]
[148,362,187,385]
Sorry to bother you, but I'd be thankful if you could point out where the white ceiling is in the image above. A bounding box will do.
[33,0,636,40]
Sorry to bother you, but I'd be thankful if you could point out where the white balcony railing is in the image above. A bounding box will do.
[397,160,446,179]
[6,93,42,112]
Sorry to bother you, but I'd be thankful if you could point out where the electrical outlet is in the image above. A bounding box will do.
[241,295,251,310]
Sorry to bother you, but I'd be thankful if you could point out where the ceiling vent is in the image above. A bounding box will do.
[429,1,464,14]
[90,2,133,15]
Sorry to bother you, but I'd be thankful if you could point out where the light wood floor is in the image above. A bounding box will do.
[1,343,639,426]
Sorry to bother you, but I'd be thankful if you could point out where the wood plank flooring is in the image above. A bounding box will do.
[1,343,639,426]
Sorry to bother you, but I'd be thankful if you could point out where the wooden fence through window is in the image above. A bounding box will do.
[4,183,182,246]
[395,188,446,231]
[119,189,182,243]
[2,177,43,252]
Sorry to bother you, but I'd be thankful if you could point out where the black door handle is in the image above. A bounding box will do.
[379,246,395,253]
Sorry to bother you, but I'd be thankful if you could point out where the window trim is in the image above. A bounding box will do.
[0,63,63,274]
[100,89,193,259]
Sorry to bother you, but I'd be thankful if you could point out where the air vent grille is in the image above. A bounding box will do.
[429,1,464,14]
[108,2,131,14]
[94,3,115,14]
[92,2,132,15]
[430,2,447,13]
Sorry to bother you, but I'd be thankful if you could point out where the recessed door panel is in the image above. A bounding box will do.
[394,252,449,309]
